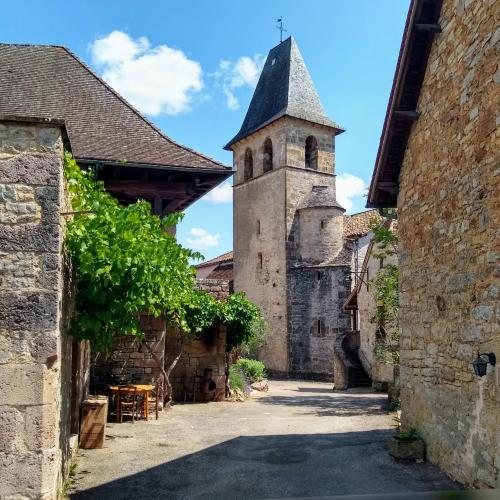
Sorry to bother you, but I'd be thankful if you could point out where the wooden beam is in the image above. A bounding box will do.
[377,181,399,194]
[104,180,188,197]
[163,199,185,214]
[394,110,420,121]
[153,196,162,216]
[415,23,442,33]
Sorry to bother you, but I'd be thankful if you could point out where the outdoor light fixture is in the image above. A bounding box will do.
[472,352,496,377]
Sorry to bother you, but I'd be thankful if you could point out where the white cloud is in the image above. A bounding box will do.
[215,55,265,110]
[202,182,232,204]
[186,228,220,250]
[90,30,203,116]
[336,173,368,212]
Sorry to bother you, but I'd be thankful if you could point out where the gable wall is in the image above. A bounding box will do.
[397,0,499,487]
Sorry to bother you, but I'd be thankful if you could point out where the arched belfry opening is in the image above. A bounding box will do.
[305,135,318,170]
[263,137,273,172]
[244,148,253,180]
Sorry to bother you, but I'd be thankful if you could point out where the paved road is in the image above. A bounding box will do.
[71,380,460,499]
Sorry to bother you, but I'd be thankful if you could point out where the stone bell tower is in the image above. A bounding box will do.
[225,36,349,379]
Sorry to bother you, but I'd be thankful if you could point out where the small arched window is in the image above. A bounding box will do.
[244,148,253,181]
[263,137,273,172]
[305,135,318,170]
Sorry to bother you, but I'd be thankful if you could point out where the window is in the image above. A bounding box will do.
[317,271,322,281]
[263,138,273,172]
[320,219,326,229]
[258,252,263,270]
[257,219,261,235]
[305,135,318,170]
[379,258,384,269]
[244,148,253,181]
[317,319,321,336]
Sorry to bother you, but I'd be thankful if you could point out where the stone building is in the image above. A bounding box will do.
[225,36,381,380]
[0,44,232,498]
[367,0,499,488]
[343,220,398,390]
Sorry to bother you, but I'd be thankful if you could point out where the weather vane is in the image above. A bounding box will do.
[277,17,287,43]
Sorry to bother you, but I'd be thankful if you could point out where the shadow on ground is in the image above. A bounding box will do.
[257,392,388,417]
[71,430,459,500]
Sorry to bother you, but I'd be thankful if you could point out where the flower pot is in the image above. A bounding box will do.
[388,435,425,462]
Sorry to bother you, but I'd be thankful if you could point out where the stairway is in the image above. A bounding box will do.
[346,349,372,388]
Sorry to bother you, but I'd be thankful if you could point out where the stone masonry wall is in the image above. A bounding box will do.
[357,239,397,386]
[232,116,342,376]
[92,279,230,402]
[288,266,351,380]
[168,323,227,402]
[0,120,70,499]
[397,0,499,488]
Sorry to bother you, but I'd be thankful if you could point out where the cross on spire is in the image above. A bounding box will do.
[276,17,287,43]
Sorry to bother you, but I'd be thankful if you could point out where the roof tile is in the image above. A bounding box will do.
[0,44,230,172]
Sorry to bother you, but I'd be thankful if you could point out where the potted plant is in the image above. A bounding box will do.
[388,416,425,462]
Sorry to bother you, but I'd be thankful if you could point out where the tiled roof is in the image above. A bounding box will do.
[196,251,234,268]
[225,37,343,149]
[0,44,230,172]
[206,266,233,281]
[343,209,383,237]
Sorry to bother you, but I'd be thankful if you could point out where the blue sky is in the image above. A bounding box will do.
[1,0,409,261]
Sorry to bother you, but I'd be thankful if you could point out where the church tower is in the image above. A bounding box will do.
[225,37,350,378]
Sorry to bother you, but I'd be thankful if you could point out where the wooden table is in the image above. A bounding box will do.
[109,384,155,422]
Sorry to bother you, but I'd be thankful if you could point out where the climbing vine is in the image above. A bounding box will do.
[369,216,400,365]
[64,153,264,399]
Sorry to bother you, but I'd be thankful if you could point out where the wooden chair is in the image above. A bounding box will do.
[145,384,160,420]
[118,385,139,423]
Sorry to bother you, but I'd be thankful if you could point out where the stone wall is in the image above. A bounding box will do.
[288,265,351,380]
[168,323,227,402]
[233,115,352,377]
[0,119,76,499]
[397,0,499,488]
[92,279,230,402]
[92,315,166,392]
[233,164,289,373]
[357,237,397,386]
[232,116,335,186]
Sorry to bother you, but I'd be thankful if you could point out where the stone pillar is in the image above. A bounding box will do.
[0,119,68,499]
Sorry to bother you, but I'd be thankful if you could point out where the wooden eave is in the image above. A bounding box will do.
[367,0,443,208]
[77,158,233,214]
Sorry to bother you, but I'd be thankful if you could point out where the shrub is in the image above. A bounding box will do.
[228,365,245,392]
[235,358,266,383]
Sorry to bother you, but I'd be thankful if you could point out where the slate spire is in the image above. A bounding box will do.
[225,36,342,150]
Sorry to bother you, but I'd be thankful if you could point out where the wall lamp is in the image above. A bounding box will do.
[472,352,496,377]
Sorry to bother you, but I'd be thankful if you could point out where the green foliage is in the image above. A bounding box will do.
[369,217,400,366]
[395,427,420,441]
[235,358,266,383]
[228,365,245,392]
[238,317,269,358]
[64,154,265,354]
[65,153,202,350]
[388,395,401,412]
[222,292,263,353]
[183,289,220,337]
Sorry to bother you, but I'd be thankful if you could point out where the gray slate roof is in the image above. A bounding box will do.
[298,186,345,211]
[225,37,342,149]
[0,44,230,172]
